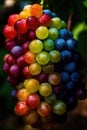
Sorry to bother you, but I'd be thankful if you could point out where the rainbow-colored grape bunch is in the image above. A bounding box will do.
[3,3,86,129]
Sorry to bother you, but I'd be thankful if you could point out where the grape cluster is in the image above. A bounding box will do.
[3,4,86,129]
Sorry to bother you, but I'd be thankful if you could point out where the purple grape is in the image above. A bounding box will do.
[11,89,17,98]
[7,75,18,86]
[9,64,21,78]
[7,55,16,65]
[22,41,29,53]
[75,89,86,100]
[3,62,10,73]
[11,46,22,58]
[16,33,27,44]
[17,55,27,68]
[4,39,17,51]
[53,83,64,95]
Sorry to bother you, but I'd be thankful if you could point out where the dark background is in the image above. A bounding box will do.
[0,0,87,130]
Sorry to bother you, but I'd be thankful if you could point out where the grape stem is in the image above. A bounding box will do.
[40,0,45,9]
[67,12,73,30]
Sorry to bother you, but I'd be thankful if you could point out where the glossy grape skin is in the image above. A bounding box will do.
[48,72,61,85]
[39,14,51,27]
[52,100,67,115]
[49,50,61,63]
[36,51,50,65]
[4,40,17,51]
[36,26,49,40]
[43,9,52,17]
[17,55,27,68]
[27,30,37,41]
[9,64,21,78]
[37,102,52,117]
[55,38,66,51]
[3,25,17,40]
[14,19,28,34]
[24,51,36,64]
[22,41,29,53]
[26,93,40,109]
[29,39,43,54]
[23,66,32,78]
[24,79,40,93]
[11,46,23,58]
[29,63,42,76]
[15,101,29,116]
[43,39,54,51]
[8,14,19,26]
[49,17,62,30]
[48,28,59,40]
[17,88,29,101]
[66,38,78,51]
[26,16,39,30]
[7,55,16,65]
[39,83,52,97]
[59,28,72,40]
[61,50,72,63]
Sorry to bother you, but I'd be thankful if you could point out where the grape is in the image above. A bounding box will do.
[48,28,59,40]
[8,14,19,26]
[7,55,16,65]
[3,62,10,73]
[55,38,66,51]
[39,83,52,97]
[9,64,21,78]
[4,39,17,51]
[36,26,49,40]
[39,14,51,27]
[3,25,17,40]
[52,100,67,115]
[43,39,54,51]
[22,41,29,53]
[17,55,27,68]
[36,51,50,65]
[29,63,42,76]
[11,46,23,58]
[26,16,39,30]
[66,38,78,50]
[49,17,62,29]
[24,79,40,93]
[49,50,61,63]
[61,50,72,62]
[60,72,70,83]
[48,72,61,85]
[14,19,28,34]
[29,39,43,54]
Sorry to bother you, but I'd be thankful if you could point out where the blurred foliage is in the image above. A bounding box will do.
[0,0,87,129]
